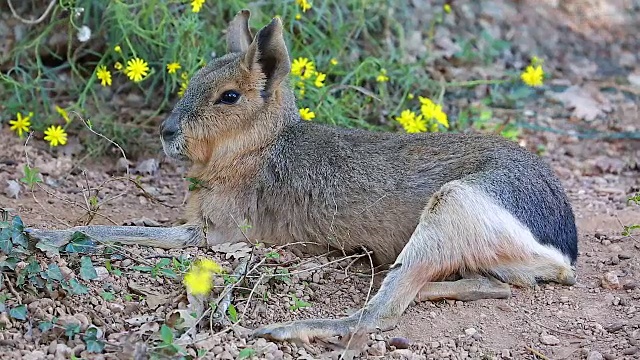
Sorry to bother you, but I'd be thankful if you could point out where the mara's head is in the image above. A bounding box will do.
[160,10,298,164]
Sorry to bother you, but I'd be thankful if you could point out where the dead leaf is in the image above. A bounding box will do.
[551,84,612,121]
[133,158,159,175]
[4,180,21,199]
[138,321,160,334]
[209,241,252,260]
[127,282,177,309]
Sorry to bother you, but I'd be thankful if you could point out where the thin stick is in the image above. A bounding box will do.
[524,314,587,339]
[525,345,549,360]
[7,0,56,25]
[341,246,375,356]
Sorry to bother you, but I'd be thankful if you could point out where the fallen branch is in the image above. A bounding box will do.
[212,258,250,326]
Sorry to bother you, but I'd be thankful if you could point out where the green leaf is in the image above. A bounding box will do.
[39,320,54,332]
[66,278,88,295]
[160,324,173,344]
[20,165,42,189]
[0,257,19,271]
[79,256,97,280]
[159,268,177,278]
[156,258,171,268]
[35,241,61,256]
[9,305,27,321]
[65,323,81,338]
[25,257,41,275]
[132,266,153,273]
[84,327,105,353]
[10,216,27,248]
[0,230,11,254]
[64,232,97,254]
[85,339,105,353]
[227,303,238,323]
[265,251,280,259]
[101,291,115,301]
[45,263,64,282]
[238,348,256,359]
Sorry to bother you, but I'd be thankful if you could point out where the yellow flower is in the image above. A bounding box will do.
[395,109,426,133]
[181,72,189,80]
[407,93,414,100]
[419,97,448,128]
[403,115,426,133]
[96,65,112,86]
[376,68,389,83]
[295,13,302,20]
[167,62,181,74]
[114,45,121,53]
[178,81,188,97]
[191,0,205,13]
[55,106,71,123]
[196,259,222,273]
[114,62,123,70]
[521,65,544,87]
[291,57,315,79]
[330,58,338,66]
[183,258,222,296]
[296,0,312,12]
[8,112,32,138]
[183,268,212,295]
[44,125,68,147]
[125,57,150,83]
[299,108,315,121]
[443,4,451,14]
[396,110,415,126]
[314,72,326,88]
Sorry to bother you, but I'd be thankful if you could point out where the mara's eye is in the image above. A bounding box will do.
[217,90,240,104]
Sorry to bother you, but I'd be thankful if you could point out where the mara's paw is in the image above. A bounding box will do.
[24,228,74,247]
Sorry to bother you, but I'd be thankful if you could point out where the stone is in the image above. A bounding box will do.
[369,341,387,356]
[539,334,560,346]
[601,271,621,289]
[587,350,603,360]
[464,328,477,336]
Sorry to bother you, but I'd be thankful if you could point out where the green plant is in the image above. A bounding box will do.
[2,1,542,158]
[289,294,311,311]
[132,258,178,278]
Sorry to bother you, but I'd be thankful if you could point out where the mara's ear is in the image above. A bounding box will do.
[226,10,253,53]
[244,17,291,95]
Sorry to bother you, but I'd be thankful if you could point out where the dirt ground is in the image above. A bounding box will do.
[2,0,640,359]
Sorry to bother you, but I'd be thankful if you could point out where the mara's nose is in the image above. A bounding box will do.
[160,114,179,142]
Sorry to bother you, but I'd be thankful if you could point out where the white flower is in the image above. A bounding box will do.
[77,25,91,43]
[74,7,85,17]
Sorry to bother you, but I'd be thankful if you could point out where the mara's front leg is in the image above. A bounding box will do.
[26,224,205,249]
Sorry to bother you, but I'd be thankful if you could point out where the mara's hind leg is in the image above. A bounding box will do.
[254,180,548,344]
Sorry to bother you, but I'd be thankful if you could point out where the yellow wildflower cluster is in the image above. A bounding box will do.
[95,45,151,87]
[296,0,312,12]
[191,0,205,13]
[183,258,222,295]
[8,108,71,147]
[376,68,389,83]
[396,96,448,134]
[291,56,330,121]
